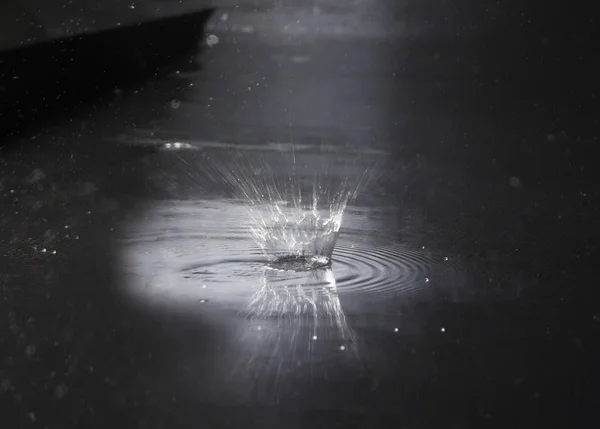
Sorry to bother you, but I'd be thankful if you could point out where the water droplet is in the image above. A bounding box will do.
[54,384,69,400]
[25,344,36,357]
[206,34,219,47]
[425,277,430,282]
[51,250,57,255]
[339,345,346,351]
[394,328,399,332]
[312,335,318,340]
[440,327,446,332]
[444,257,449,261]
[0,379,11,393]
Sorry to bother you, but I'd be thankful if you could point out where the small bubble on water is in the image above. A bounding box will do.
[170,99,181,110]
[339,345,346,351]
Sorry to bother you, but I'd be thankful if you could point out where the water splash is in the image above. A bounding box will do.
[207,147,374,269]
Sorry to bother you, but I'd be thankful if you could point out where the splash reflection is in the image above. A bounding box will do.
[227,266,357,398]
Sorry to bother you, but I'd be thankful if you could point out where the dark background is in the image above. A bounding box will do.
[1,1,598,428]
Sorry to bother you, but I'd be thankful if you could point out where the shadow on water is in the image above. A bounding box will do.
[0,9,215,144]
[0,9,232,427]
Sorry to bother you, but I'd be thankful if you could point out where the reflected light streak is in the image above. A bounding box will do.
[226,266,357,398]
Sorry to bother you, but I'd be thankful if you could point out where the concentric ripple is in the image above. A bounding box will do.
[119,199,462,310]
[332,241,443,299]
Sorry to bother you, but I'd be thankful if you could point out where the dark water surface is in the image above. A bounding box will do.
[1,0,599,427]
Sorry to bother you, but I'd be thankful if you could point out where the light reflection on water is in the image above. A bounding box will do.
[119,199,448,309]
[225,265,361,401]
[118,197,461,400]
